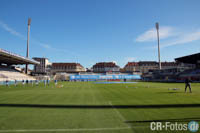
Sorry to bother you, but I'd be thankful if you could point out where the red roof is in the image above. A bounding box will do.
[93,62,119,68]
[125,62,139,67]
[124,61,178,67]
[52,63,83,67]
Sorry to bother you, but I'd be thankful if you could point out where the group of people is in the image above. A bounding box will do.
[3,78,193,93]
[4,79,58,86]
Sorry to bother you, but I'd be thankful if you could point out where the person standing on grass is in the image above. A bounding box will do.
[44,80,47,86]
[47,78,50,86]
[185,78,192,93]
[30,80,33,86]
[54,79,57,85]
[14,80,17,86]
[26,80,28,84]
[6,80,9,86]
[35,80,39,86]
[22,80,25,85]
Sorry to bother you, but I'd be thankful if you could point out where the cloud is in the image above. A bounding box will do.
[0,20,81,58]
[41,44,51,49]
[137,25,200,49]
[124,57,136,62]
[161,30,200,48]
[37,41,51,49]
[135,26,176,42]
[0,20,26,40]
[37,41,81,57]
[112,61,117,64]
[0,20,51,50]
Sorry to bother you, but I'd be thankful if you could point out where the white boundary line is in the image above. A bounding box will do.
[108,101,127,122]
[0,127,131,132]
[108,102,151,131]
[108,101,132,129]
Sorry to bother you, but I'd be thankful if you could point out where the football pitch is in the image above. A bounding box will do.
[0,82,200,133]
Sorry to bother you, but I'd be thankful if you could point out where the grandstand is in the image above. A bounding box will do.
[0,48,39,82]
[177,68,200,81]
[142,53,200,82]
[175,52,200,66]
[0,66,35,81]
[0,49,38,65]
[173,53,200,82]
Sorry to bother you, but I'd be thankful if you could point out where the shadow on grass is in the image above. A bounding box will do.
[0,103,200,109]
[157,92,183,94]
[125,117,200,123]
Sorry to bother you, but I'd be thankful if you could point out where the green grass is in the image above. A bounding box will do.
[0,81,200,133]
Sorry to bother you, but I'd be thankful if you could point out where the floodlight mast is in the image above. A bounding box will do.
[156,22,161,70]
[25,18,31,74]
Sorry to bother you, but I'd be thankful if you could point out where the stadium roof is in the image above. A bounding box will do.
[0,48,39,65]
[175,53,200,64]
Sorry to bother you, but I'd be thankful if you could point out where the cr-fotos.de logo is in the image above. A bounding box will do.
[188,121,199,132]
[150,121,199,132]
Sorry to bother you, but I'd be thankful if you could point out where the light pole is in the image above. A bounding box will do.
[25,18,31,74]
[156,22,161,70]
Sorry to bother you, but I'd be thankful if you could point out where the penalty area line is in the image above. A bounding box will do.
[108,101,127,122]
[108,102,150,130]
[0,127,131,132]
[108,101,132,129]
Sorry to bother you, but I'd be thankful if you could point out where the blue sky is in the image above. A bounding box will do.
[0,0,200,68]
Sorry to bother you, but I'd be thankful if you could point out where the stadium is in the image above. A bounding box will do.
[1,32,200,133]
[1,1,200,133]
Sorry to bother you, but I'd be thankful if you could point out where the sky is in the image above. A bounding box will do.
[0,0,200,68]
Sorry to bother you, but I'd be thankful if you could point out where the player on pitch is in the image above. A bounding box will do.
[185,78,192,93]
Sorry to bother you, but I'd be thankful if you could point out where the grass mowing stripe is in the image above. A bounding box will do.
[0,127,132,132]
[1,82,200,133]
